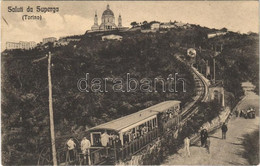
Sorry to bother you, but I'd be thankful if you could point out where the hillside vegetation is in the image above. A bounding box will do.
[2,30,195,165]
[1,24,258,165]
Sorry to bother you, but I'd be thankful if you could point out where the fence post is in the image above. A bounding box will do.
[126,145,128,158]
[114,141,117,162]
[137,139,139,150]
[140,137,142,147]
[131,143,133,154]
[65,151,69,165]
[133,141,136,153]
[129,143,132,155]
[122,147,124,159]
[88,149,91,165]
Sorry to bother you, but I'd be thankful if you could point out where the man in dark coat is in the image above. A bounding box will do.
[221,123,228,139]
[200,128,208,147]
[114,135,122,161]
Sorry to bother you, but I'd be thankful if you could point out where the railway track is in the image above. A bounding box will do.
[181,67,208,124]
[175,54,209,124]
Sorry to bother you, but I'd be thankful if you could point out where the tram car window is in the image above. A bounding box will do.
[88,100,180,146]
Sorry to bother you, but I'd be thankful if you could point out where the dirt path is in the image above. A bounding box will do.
[162,116,259,165]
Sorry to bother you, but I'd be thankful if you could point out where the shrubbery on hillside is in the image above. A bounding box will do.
[2,25,258,165]
[2,30,195,165]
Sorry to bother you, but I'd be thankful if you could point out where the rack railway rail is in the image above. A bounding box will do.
[180,66,209,124]
[176,52,209,124]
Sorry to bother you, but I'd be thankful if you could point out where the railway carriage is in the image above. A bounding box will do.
[37,100,182,165]
[88,100,181,164]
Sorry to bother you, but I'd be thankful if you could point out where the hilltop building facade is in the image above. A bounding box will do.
[6,41,36,50]
[151,23,160,30]
[160,21,176,29]
[102,34,123,41]
[43,37,57,44]
[91,5,123,31]
[207,31,227,38]
[54,36,81,47]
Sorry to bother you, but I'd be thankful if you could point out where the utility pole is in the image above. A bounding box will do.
[48,52,58,166]
[212,44,216,84]
[213,58,216,84]
[206,60,209,77]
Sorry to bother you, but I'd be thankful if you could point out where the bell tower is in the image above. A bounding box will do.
[91,10,99,31]
[118,14,122,28]
[94,10,98,26]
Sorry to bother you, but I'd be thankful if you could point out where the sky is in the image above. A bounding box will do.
[1,1,259,49]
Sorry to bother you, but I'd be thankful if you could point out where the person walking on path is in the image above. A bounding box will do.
[184,137,191,157]
[200,128,208,147]
[221,123,228,139]
[200,128,203,147]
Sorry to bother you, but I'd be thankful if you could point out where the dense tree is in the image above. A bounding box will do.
[130,21,139,28]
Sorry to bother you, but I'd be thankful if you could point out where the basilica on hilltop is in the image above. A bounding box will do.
[91,4,123,31]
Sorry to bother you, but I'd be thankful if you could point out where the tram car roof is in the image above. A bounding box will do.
[89,100,181,132]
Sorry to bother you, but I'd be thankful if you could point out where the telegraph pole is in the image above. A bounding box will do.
[212,44,216,84]
[213,58,216,84]
[48,52,58,166]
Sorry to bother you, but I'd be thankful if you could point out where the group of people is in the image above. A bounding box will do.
[161,109,177,123]
[66,132,123,164]
[123,125,151,144]
[235,107,256,119]
[183,123,228,157]
[66,136,91,164]
[99,132,122,160]
[95,132,121,148]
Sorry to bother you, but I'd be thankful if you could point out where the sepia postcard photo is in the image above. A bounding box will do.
[1,0,259,165]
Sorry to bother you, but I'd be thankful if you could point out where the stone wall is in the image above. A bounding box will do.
[190,106,231,144]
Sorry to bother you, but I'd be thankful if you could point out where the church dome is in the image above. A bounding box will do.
[102,5,114,16]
